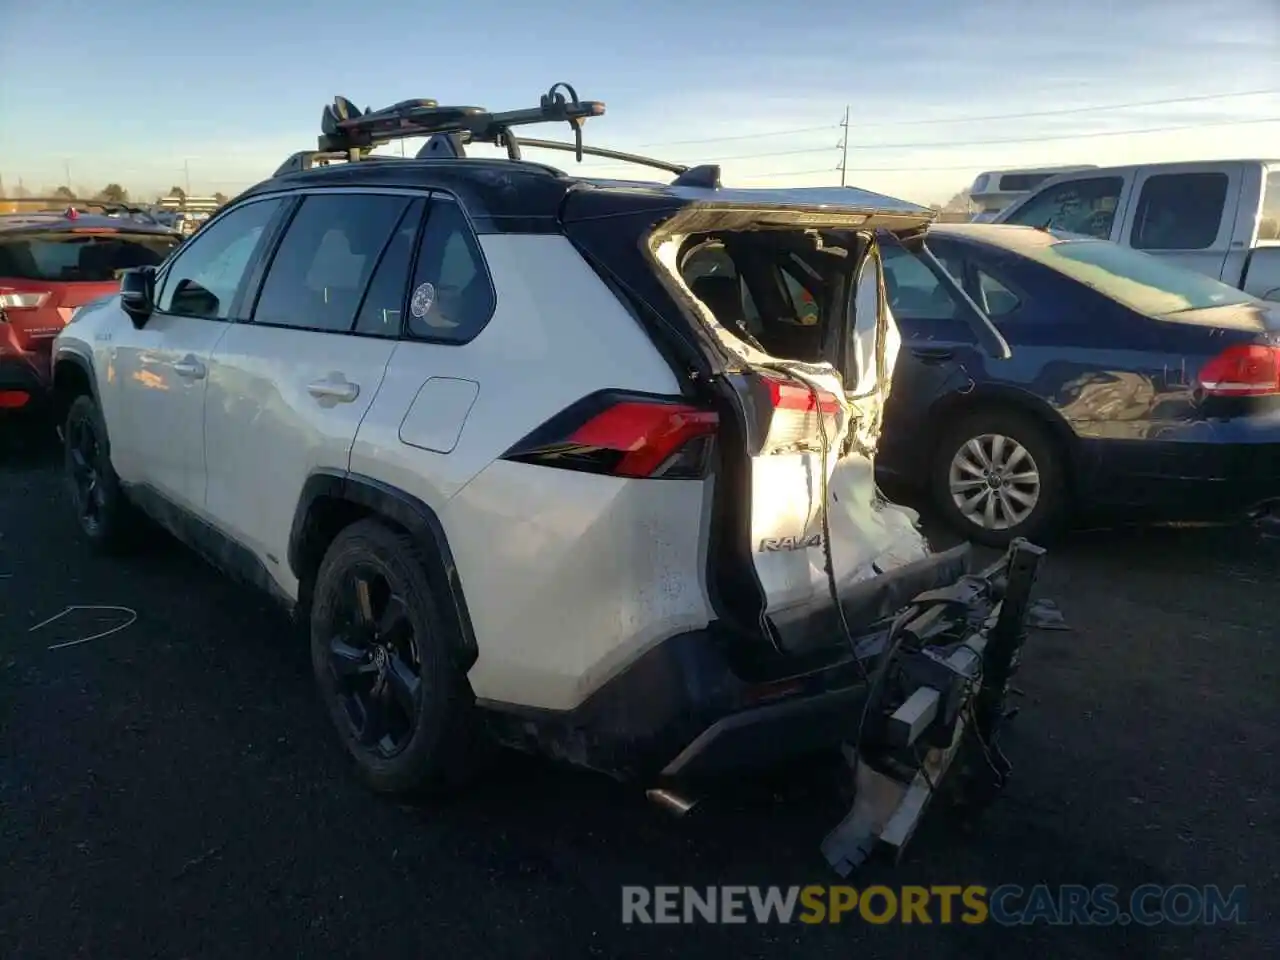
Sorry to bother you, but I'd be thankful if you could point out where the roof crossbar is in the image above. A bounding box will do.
[272,82,724,189]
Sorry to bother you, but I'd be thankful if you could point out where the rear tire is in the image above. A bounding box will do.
[310,518,478,797]
[930,408,1067,547]
[62,395,142,554]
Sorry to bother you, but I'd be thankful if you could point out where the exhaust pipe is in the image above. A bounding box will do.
[646,787,699,817]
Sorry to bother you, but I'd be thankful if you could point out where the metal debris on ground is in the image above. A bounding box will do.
[1026,598,1069,631]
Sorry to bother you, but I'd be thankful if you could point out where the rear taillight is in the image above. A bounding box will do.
[752,372,844,453]
[501,391,719,480]
[1198,344,1280,397]
[0,391,29,409]
[0,290,50,310]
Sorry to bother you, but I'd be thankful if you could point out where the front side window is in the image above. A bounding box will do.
[405,199,495,343]
[1129,173,1228,251]
[1002,176,1125,239]
[157,198,283,319]
[253,193,413,332]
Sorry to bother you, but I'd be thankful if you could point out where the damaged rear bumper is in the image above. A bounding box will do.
[483,539,1044,803]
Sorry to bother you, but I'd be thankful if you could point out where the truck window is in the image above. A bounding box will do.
[1129,172,1229,251]
[1001,177,1124,239]
[1260,171,1280,242]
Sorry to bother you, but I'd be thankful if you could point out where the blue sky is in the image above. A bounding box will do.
[1,0,1277,205]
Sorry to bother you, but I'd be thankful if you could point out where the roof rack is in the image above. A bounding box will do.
[273,82,722,189]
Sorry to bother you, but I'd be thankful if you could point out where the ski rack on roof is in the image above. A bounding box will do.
[272,82,723,188]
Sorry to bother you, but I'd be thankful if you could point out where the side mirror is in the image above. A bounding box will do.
[119,266,156,328]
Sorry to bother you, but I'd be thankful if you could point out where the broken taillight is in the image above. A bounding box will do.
[746,371,844,454]
[500,391,719,480]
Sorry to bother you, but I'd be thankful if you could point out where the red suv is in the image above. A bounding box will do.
[0,207,182,415]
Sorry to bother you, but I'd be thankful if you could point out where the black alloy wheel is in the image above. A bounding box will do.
[321,565,424,759]
[65,409,106,537]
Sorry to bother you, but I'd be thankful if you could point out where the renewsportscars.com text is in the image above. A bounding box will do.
[621,884,1247,926]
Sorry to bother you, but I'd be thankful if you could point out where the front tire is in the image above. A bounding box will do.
[63,394,139,554]
[931,408,1067,547]
[310,518,477,797]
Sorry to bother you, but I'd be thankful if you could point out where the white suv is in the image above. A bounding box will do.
[51,88,1042,868]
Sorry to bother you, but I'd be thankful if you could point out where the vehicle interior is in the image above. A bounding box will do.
[678,229,858,367]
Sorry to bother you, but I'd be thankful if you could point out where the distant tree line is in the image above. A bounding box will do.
[2,183,228,206]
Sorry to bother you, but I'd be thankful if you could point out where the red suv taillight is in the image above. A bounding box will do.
[501,391,720,480]
[759,372,843,451]
[1198,344,1280,397]
[0,290,50,311]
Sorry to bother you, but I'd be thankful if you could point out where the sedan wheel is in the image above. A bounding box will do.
[947,433,1041,532]
[932,408,1066,547]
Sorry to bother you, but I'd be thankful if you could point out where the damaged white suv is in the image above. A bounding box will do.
[51,86,1044,870]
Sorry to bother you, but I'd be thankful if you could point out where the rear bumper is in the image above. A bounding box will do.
[0,352,51,411]
[481,540,1042,784]
[1082,434,1280,520]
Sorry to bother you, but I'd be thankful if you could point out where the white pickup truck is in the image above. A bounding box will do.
[992,159,1280,301]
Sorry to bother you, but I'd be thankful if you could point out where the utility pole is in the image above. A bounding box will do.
[184,159,191,196]
[64,159,72,190]
[838,105,850,187]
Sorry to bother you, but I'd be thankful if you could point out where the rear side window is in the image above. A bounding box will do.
[1002,176,1124,239]
[157,198,283,319]
[405,199,495,343]
[0,233,178,283]
[1129,173,1229,251]
[353,198,425,337]
[1259,171,1280,241]
[977,270,1021,317]
[254,193,412,332]
[881,244,960,321]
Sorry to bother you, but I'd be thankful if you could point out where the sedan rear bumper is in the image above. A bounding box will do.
[1083,434,1280,521]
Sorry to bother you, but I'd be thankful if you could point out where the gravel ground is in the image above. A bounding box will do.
[1,428,1276,959]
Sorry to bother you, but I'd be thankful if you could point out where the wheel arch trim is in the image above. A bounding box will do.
[288,470,479,670]
[51,346,100,407]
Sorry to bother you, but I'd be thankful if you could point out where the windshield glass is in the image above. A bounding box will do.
[1027,238,1256,314]
[0,232,179,283]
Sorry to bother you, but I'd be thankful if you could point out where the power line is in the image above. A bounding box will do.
[633,88,1279,148]
[633,124,836,148]
[873,87,1280,126]
[839,113,1280,151]
[570,114,1279,174]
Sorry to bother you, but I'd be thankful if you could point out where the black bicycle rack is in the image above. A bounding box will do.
[272,82,722,189]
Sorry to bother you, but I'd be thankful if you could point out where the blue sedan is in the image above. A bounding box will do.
[876,224,1280,546]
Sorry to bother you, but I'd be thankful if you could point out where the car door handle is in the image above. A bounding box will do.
[172,356,206,379]
[307,377,360,404]
[910,346,955,364]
